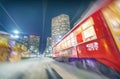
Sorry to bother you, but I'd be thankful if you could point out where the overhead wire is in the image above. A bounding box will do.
[0,2,21,31]
[70,0,98,27]
[0,21,7,31]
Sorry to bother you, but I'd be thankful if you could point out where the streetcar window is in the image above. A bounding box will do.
[83,26,97,42]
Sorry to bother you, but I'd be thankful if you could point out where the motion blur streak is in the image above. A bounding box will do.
[0,57,108,79]
[0,3,20,30]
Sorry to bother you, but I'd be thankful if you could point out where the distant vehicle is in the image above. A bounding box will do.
[52,0,120,78]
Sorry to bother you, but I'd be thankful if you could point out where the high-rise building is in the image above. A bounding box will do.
[44,37,52,57]
[20,35,40,54]
[46,37,52,53]
[51,14,70,46]
[20,36,29,48]
[29,35,40,54]
[46,37,52,47]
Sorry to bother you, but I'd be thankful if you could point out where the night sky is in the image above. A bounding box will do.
[0,0,96,53]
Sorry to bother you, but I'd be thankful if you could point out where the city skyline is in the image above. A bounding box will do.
[0,0,96,53]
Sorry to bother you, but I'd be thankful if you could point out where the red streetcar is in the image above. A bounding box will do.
[52,0,120,78]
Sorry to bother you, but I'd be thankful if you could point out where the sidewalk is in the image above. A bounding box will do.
[49,60,109,79]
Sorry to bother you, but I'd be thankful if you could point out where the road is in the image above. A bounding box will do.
[0,57,109,79]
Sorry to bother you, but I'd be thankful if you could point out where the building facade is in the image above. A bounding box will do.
[45,37,52,54]
[51,14,70,46]
[20,35,29,49]
[20,35,40,54]
[29,35,40,54]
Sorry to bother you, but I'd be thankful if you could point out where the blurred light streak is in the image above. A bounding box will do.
[41,0,47,52]
[10,34,19,39]
[13,30,19,34]
[0,22,8,31]
[0,3,21,31]
[73,0,99,26]
[11,51,17,55]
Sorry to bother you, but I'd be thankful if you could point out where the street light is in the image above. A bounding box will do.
[13,30,19,34]
[11,29,20,39]
[10,34,19,39]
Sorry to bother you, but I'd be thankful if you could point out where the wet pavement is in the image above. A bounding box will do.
[0,57,109,79]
